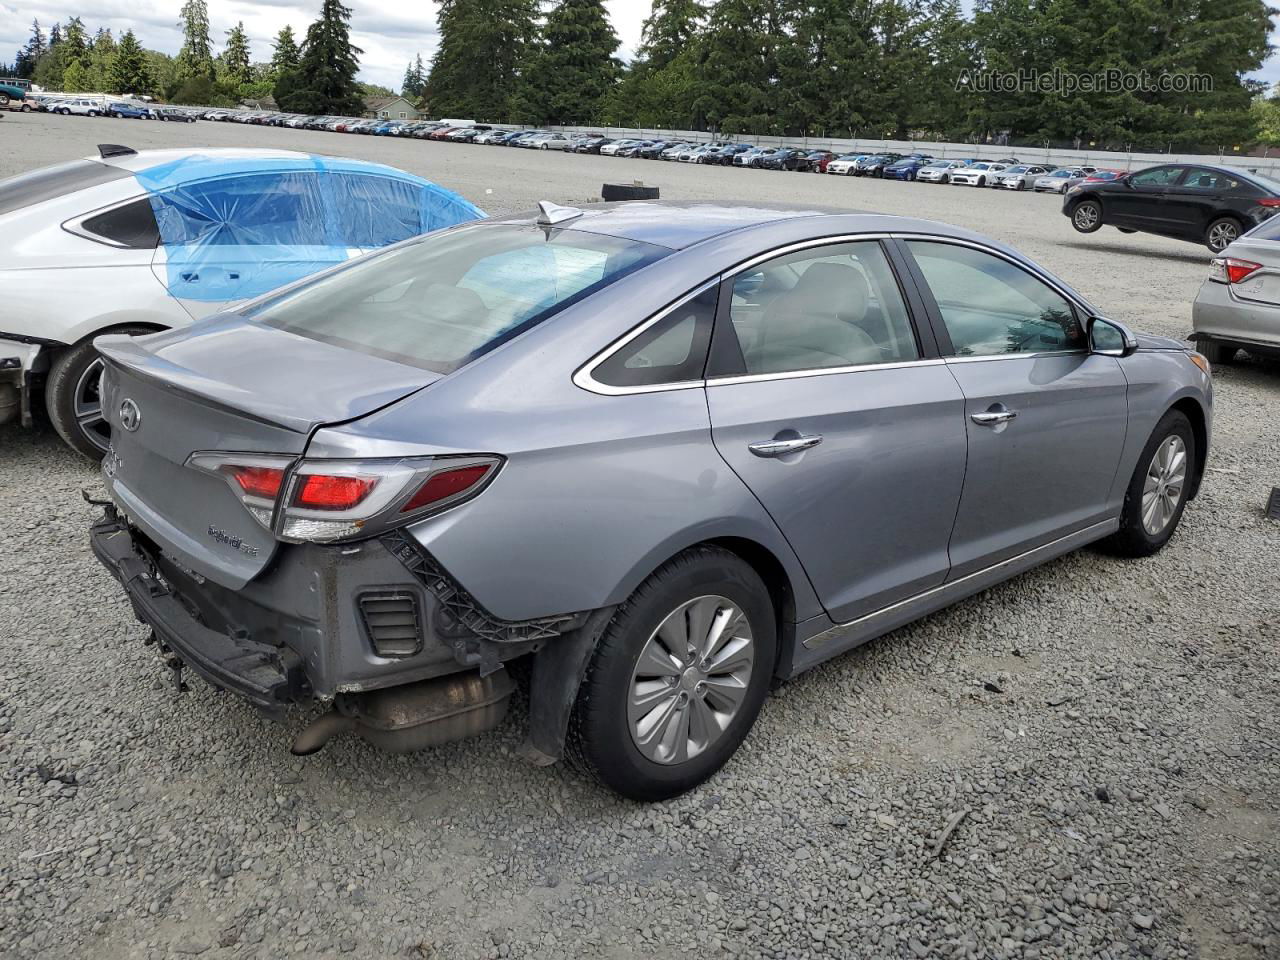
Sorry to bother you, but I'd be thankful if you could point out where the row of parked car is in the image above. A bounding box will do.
[31,93,198,121]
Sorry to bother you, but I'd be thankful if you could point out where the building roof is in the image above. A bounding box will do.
[364,95,414,112]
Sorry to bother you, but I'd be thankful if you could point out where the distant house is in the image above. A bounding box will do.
[364,95,420,121]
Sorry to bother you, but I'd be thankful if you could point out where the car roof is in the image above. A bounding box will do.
[496,201,990,251]
[84,147,427,189]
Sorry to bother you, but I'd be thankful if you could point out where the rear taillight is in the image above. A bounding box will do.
[1208,257,1261,284]
[1258,197,1280,208]
[188,453,502,543]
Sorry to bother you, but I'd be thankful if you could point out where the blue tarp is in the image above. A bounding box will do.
[134,153,484,302]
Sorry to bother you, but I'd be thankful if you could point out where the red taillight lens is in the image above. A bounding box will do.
[1258,197,1280,208]
[401,464,492,513]
[231,465,285,499]
[294,474,378,510]
[1210,257,1262,283]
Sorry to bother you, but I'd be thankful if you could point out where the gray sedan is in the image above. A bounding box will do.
[89,202,1214,801]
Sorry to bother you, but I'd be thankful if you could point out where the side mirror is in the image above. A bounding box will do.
[1088,316,1138,357]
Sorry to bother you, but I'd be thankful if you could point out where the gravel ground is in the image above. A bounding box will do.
[2,112,1278,960]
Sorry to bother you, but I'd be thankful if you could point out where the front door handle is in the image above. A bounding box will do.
[748,435,824,458]
[970,408,1018,426]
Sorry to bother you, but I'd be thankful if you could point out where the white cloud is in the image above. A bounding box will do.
[2,0,654,91]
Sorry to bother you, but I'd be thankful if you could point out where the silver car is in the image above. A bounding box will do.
[1192,214,1280,362]
[89,201,1213,801]
[1034,167,1095,193]
[997,164,1055,190]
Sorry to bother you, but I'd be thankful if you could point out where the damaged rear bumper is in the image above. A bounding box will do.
[90,508,309,716]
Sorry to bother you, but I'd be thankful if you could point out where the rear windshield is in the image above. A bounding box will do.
[248,223,669,373]
[0,159,131,217]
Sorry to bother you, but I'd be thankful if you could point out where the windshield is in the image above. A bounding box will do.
[1006,166,1029,174]
[247,224,669,373]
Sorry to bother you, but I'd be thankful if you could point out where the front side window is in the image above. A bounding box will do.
[248,225,668,373]
[906,241,1084,357]
[720,241,919,376]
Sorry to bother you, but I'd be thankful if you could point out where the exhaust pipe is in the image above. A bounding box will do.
[291,669,514,756]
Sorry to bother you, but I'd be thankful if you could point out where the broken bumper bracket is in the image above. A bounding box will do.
[90,510,308,718]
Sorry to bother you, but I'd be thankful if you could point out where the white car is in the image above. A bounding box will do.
[916,160,971,183]
[950,162,1010,187]
[53,98,105,117]
[825,155,866,175]
[997,165,1055,190]
[0,146,484,458]
[600,139,642,156]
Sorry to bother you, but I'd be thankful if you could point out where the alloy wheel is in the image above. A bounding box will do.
[72,358,111,453]
[1074,204,1099,230]
[1141,435,1187,535]
[1207,221,1239,253]
[627,595,755,765]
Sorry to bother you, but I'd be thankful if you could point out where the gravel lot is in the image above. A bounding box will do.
[2,111,1278,960]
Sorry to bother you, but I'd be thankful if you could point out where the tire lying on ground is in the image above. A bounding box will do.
[602,182,660,202]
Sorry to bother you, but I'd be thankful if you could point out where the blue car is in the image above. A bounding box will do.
[107,101,149,119]
[883,156,935,181]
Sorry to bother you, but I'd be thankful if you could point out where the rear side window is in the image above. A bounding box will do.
[0,159,130,217]
[592,286,717,388]
[151,172,328,246]
[248,224,668,373]
[80,198,159,248]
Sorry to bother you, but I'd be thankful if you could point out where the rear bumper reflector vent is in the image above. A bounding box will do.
[358,591,423,658]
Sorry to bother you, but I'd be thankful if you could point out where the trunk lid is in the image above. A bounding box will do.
[96,318,438,589]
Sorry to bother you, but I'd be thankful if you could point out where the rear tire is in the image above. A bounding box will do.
[1098,410,1195,558]
[1205,217,1241,253]
[1198,338,1237,365]
[567,547,776,801]
[46,326,156,461]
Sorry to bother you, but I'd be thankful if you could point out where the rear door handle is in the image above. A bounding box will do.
[970,410,1018,426]
[748,435,823,458]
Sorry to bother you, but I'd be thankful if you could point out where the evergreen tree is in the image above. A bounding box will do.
[269,26,301,78]
[519,0,621,124]
[638,0,705,71]
[87,28,117,91]
[62,17,90,67]
[62,58,88,92]
[692,0,780,134]
[110,30,155,95]
[176,0,215,80]
[606,0,705,127]
[275,0,363,115]
[14,20,46,78]
[49,23,62,47]
[426,0,539,120]
[220,21,253,85]
[402,53,427,100]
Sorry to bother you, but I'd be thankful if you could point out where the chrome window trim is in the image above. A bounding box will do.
[61,193,155,249]
[893,232,1093,358]
[573,231,1095,397]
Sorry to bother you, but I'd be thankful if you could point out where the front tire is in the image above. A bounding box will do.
[46,326,156,461]
[1072,199,1103,233]
[1099,410,1195,558]
[567,547,776,801]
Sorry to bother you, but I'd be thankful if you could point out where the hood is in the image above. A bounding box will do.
[1135,333,1190,352]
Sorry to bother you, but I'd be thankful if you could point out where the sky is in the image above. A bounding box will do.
[2,0,1278,94]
